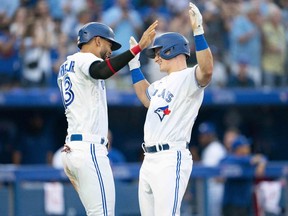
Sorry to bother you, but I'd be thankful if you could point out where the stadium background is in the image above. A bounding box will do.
[0,0,288,215]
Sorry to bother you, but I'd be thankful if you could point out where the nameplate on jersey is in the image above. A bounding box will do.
[151,89,174,103]
[59,61,75,77]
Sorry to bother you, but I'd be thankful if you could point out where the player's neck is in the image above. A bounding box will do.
[167,59,187,74]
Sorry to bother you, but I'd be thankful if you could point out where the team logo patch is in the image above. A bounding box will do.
[154,105,171,121]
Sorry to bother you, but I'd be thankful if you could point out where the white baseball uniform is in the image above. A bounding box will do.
[139,66,203,216]
[57,52,114,216]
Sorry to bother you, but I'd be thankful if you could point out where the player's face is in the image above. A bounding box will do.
[99,38,112,60]
[154,48,170,72]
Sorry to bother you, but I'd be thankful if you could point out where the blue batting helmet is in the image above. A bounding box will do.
[77,22,121,50]
[146,32,190,60]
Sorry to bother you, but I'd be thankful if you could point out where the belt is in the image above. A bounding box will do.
[142,142,189,153]
[67,134,106,145]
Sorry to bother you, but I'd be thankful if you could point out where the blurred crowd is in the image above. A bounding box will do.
[0,0,288,90]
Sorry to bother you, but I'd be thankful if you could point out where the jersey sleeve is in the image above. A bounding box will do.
[186,65,205,96]
[76,53,103,77]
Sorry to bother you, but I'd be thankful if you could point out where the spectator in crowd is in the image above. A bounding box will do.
[208,45,228,88]
[0,0,288,90]
[0,0,20,20]
[138,0,170,24]
[220,135,267,216]
[202,0,227,56]
[165,0,189,15]
[102,0,143,55]
[169,8,194,43]
[20,0,56,87]
[72,9,95,41]
[9,6,30,40]
[0,22,21,89]
[198,121,227,216]
[59,1,80,40]
[223,126,240,152]
[227,59,256,88]
[13,113,54,165]
[280,0,288,87]
[61,0,88,16]
[229,1,262,87]
[50,19,71,87]
[47,0,63,20]
[261,4,287,87]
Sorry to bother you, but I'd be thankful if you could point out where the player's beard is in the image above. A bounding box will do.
[99,49,109,60]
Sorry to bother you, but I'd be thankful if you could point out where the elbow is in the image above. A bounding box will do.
[143,102,150,108]
[203,62,214,81]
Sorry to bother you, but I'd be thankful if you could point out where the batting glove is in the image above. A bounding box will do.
[128,36,141,70]
[189,2,204,36]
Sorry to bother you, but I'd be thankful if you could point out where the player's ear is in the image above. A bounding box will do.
[94,36,101,47]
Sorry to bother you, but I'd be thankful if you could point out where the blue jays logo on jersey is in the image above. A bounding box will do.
[154,105,171,121]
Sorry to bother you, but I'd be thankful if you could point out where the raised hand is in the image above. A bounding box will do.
[138,20,158,50]
[189,2,204,36]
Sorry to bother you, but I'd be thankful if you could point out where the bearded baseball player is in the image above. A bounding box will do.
[57,21,157,216]
[128,3,213,216]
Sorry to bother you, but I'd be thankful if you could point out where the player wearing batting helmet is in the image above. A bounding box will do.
[127,2,213,216]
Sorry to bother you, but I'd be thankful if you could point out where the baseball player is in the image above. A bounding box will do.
[57,21,158,216]
[128,3,213,216]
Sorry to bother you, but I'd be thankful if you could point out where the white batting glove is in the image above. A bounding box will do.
[128,36,141,70]
[189,2,204,36]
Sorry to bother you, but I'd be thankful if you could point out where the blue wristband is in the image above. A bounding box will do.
[131,68,145,84]
[194,34,208,51]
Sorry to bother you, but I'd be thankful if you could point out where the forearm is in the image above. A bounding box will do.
[89,49,138,79]
[130,68,150,107]
[133,80,150,108]
[195,46,213,86]
[194,35,213,86]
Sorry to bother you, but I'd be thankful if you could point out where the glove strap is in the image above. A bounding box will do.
[131,68,145,84]
[194,34,208,51]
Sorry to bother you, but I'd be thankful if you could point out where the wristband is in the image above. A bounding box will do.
[194,34,208,51]
[130,44,142,56]
[131,68,145,84]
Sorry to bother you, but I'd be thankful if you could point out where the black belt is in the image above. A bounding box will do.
[143,143,170,153]
[142,142,189,153]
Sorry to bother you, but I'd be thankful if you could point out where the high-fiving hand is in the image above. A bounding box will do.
[189,2,204,36]
[129,36,141,70]
[138,20,158,50]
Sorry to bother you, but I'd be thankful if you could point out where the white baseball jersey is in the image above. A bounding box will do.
[57,52,108,137]
[144,66,204,145]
